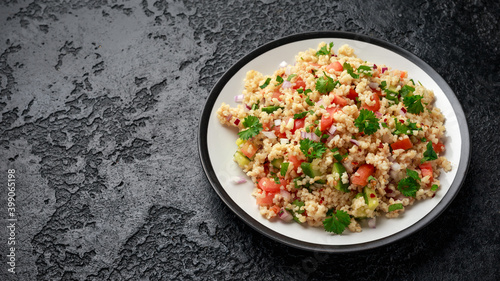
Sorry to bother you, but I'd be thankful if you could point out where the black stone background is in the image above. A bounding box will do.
[0,0,498,280]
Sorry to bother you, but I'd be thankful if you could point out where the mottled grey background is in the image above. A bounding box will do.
[0,0,498,280]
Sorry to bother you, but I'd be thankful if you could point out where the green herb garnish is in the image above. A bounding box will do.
[315,72,338,94]
[238,116,263,140]
[431,184,439,191]
[421,141,438,163]
[323,209,351,234]
[280,162,289,177]
[293,111,309,120]
[403,94,424,114]
[397,169,421,197]
[259,78,271,89]
[354,109,380,135]
[357,65,372,77]
[316,42,334,56]
[287,74,297,81]
[388,203,404,212]
[299,139,327,162]
[399,85,415,99]
[343,62,359,79]
[261,105,283,114]
[276,75,284,86]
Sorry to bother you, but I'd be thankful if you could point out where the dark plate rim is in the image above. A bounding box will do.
[197,31,470,253]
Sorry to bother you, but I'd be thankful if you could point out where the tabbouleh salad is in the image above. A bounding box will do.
[216,42,451,234]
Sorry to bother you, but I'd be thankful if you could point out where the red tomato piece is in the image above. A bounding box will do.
[272,124,287,138]
[347,88,358,100]
[258,178,282,192]
[320,107,341,131]
[351,164,375,186]
[419,162,434,186]
[432,142,445,154]
[288,154,304,172]
[292,118,305,134]
[326,61,343,72]
[272,90,282,101]
[390,137,413,151]
[240,141,258,159]
[293,77,306,90]
[362,91,381,112]
[331,94,348,107]
[256,192,276,206]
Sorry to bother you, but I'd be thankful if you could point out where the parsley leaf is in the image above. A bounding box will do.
[380,81,399,103]
[238,116,263,140]
[259,78,271,89]
[388,203,404,212]
[316,42,334,56]
[399,85,415,99]
[299,139,327,162]
[280,162,289,177]
[315,72,338,94]
[431,184,439,191]
[276,75,284,86]
[381,122,389,128]
[292,200,305,214]
[261,105,283,114]
[421,141,438,163]
[305,97,315,106]
[287,74,297,81]
[397,169,421,197]
[323,210,351,234]
[403,94,424,114]
[357,65,372,77]
[354,109,380,135]
[393,118,411,135]
[367,175,377,183]
[343,62,359,79]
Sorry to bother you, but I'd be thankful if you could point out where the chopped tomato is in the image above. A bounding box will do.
[262,121,271,131]
[240,141,258,159]
[256,192,276,206]
[326,61,343,72]
[269,205,281,215]
[258,178,281,192]
[320,107,341,131]
[347,88,358,100]
[351,164,375,186]
[272,124,287,138]
[272,90,282,101]
[390,137,413,151]
[309,62,321,69]
[330,94,348,107]
[419,162,433,186]
[288,154,304,172]
[293,118,305,134]
[362,91,381,112]
[293,77,306,90]
[432,142,445,154]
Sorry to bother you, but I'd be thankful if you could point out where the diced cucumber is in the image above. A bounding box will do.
[236,138,245,147]
[233,151,250,167]
[363,186,379,210]
[271,158,284,169]
[332,162,349,192]
[301,162,322,178]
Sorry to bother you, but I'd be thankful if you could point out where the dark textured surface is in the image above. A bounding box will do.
[0,0,498,280]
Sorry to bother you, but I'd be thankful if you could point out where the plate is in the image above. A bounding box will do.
[198,32,470,252]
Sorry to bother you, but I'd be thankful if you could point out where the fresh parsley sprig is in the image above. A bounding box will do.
[354,109,380,135]
[315,72,339,94]
[343,62,359,79]
[238,116,263,140]
[323,209,351,234]
[316,42,334,56]
[261,105,283,114]
[421,141,438,163]
[403,94,424,114]
[397,169,421,197]
[299,139,327,162]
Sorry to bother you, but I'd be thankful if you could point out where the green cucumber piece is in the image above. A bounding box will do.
[271,158,284,169]
[363,186,379,210]
[332,162,349,192]
[233,151,250,167]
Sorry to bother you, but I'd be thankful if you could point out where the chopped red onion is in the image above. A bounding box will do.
[316,98,324,107]
[280,190,291,201]
[285,66,291,76]
[368,82,378,89]
[262,131,277,139]
[231,176,247,184]
[282,80,292,89]
[399,108,406,117]
[278,208,293,222]
[381,67,388,74]
[280,138,289,145]
[225,114,232,122]
[234,94,244,103]
[279,61,288,68]
[368,217,376,228]
[234,118,240,125]
[328,125,337,135]
[350,139,360,146]
[375,111,383,118]
[301,131,320,142]
[373,64,377,69]
[274,119,281,126]
[245,104,251,110]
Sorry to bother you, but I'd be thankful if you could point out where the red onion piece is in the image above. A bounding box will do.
[282,80,292,89]
[234,94,244,103]
[399,108,406,117]
[350,139,360,146]
[225,114,232,122]
[368,217,376,228]
[278,208,293,222]
[274,119,281,126]
[381,67,388,74]
[245,104,251,110]
[280,190,291,201]
[280,138,289,145]
[368,82,378,89]
[234,118,240,125]
[373,64,377,69]
[375,111,383,118]
[262,131,276,139]
[328,125,337,135]
[232,176,247,184]
[301,131,320,142]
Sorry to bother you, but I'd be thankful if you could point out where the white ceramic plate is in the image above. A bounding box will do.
[198,32,470,252]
